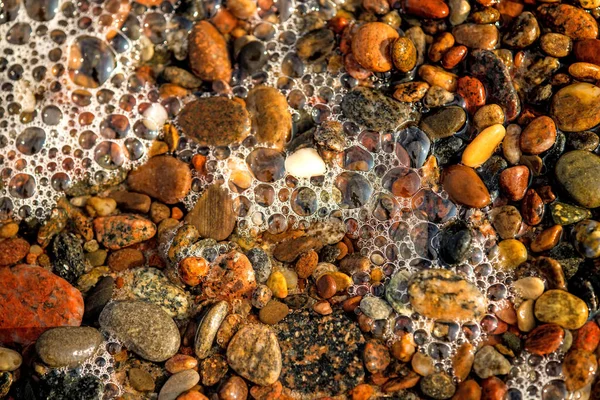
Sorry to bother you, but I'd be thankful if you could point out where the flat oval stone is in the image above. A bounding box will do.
[408,269,486,321]
[534,290,589,329]
[131,268,190,318]
[184,184,236,241]
[246,86,292,151]
[520,116,556,154]
[99,300,180,362]
[226,324,282,386]
[127,156,192,204]
[0,347,22,372]
[93,214,156,250]
[194,301,229,359]
[158,370,200,400]
[442,164,491,208]
[35,327,103,367]
[0,265,83,344]
[419,106,466,140]
[555,150,600,208]
[360,296,392,320]
[188,21,231,81]
[178,97,251,147]
[452,24,499,50]
[551,83,600,132]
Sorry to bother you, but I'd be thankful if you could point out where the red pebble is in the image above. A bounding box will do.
[481,376,507,400]
[457,76,486,115]
[401,0,449,19]
[573,321,600,353]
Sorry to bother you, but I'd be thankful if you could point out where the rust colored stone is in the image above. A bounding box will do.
[0,238,29,266]
[250,381,283,400]
[179,257,209,287]
[537,4,598,40]
[188,21,232,82]
[563,348,598,391]
[524,323,564,355]
[573,321,600,353]
[499,165,529,201]
[401,0,449,19]
[457,76,486,115]
[316,275,337,299]
[521,189,544,226]
[202,251,257,301]
[442,164,491,208]
[574,39,600,66]
[452,380,481,400]
[107,248,145,271]
[530,225,562,253]
[127,156,192,204]
[295,250,318,279]
[363,339,391,374]
[351,22,399,72]
[480,376,507,400]
[520,116,557,155]
[441,45,468,70]
[94,214,157,250]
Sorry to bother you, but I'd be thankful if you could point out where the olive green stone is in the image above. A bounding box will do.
[555,150,600,208]
[534,290,589,329]
[550,202,592,225]
[419,106,467,140]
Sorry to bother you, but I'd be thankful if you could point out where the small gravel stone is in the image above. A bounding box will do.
[473,345,512,379]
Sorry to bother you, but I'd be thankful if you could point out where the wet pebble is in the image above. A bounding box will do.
[419,106,466,140]
[573,219,600,258]
[158,370,200,400]
[490,205,522,239]
[524,323,564,356]
[442,164,491,208]
[93,214,156,250]
[551,83,600,132]
[473,345,511,379]
[499,166,529,201]
[36,326,102,367]
[392,37,417,73]
[128,368,155,392]
[360,296,392,320]
[194,301,228,359]
[0,347,22,372]
[502,11,540,48]
[452,24,499,50]
[556,150,600,208]
[420,372,456,399]
[363,339,391,373]
[563,348,597,391]
[520,116,556,155]
[534,290,589,329]
[259,300,289,325]
[185,184,236,241]
[188,21,231,81]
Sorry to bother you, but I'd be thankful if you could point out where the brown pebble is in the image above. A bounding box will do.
[127,156,192,205]
[520,116,557,155]
[258,300,289,325]
[227,0,257,19]
[165,354,198,374]
[401,0,449,19]
[219,376,248,400]
[393,81,430,102]
[184,184,236,241]
[499,165,529,201]
[0,238,29,266]
[107,248,145,272]
[524,323,564,356]
[521,188,544,226]
[108,191,151,213]
[563,348,598,391]
[295,250,318,279]
[316,274,337,299]
[540,33,572,58]
[428,32,454,63]
[249,381,283,400]
[531,225,562,253]
[351,22,399,72]
[480,376,507,400]
[363,339,391,374]
[188,21,232,82]
[313,300,333,315]
[392,37,417,73]
[441,45,467,69]
[452,380,481,400]
[442,164,491,208]
[343,296,362,313]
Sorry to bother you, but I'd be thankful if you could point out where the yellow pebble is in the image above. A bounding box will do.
[418,65,458,92]
[267,271,288,299]
[327,271,352,292]
[568,62,600,81]
[462,124,506,168]
[0,222,19,238]
[496,239,527,270]
[370,269,384,283]
[163,123,180,152]
[148,140,169,157]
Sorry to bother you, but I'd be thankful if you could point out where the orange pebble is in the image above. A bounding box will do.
[115,276,125,289]
[192,154,207,175]
[350,384,375,400]
[211,8,237,34]
[179,257,209,287]
[177,391,209,400]
[171,207,184,220]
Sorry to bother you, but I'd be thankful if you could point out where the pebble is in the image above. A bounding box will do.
[499,166,529,201]
[503,11,540,48]
[496,239,527,270]
[424,85,455,108]
[442,164,491,208]
[412,351,435,376]
[51,232,86,284]
[456,76,485,115]
[188,21,231,81]
[202,251,256,301]
[540,33,572,58]
[531,225,562,252]
[452,342,474,382]
[252,285,272,309]
[316,274,337,299]
[127,156,192,205]
[185,184,236,241]
[0,265,83,344]
[99,300,180,362]
[452,380,481,400]
[563,349,598,391]
[418,65,457,92]
[0,237,29,266]
[178,97,251,147]
[512,278,543,301]
[226,324,282,386]
[568,131,600,151]
[462,124,505,168]
[284,148,326,178]
[448,0,470,25]
[573,219,600,258]
[158,370,200,400]
[520,116,556,154]
[36,326,103,367]
[439,223,472,264]
[536,4,598,40]
[551,83,600,132]
[93,214,156,250]
[517,299,536,332]
[408,269,486,321]
[470,50,520,121]
[574,38,600,65]
[178,257,208,287]
[246,248,272,283]
[296,28,335,63]
[219,376,248,400]
[473,104,505,131]
[360,296,392,320]
[480,377,507,400]
[259,300,289,325]
[473,345,511,379]
[169,224,200,262]
[402,0,449,19]
[556,150,600,208]
[441,45,467,69]
[392,37,417,73]
[420,372,456,399]
[363,339,391,374]
[273,236,321,263]
[108,190,151,213]
[419,106,466,140]
[524,323,564,356]
[200,354,228,386]
[247,86,292,151]
[267,270,288,298]
[452,24,499,50]
[341,86,418,131]
[535,290,589,329]
[227,0,256,19]
[131,268,190,318]
[0,347,22,372]
[84,276,114,320]
[0,223,18,238]
[573,321,600,353]
[490,206,522,240]
[521,188,544,226]
[166,354,198,374]
[429,32,454,63]
[163,66,203,89]
[107,248,144,271]
[128,368,155,392]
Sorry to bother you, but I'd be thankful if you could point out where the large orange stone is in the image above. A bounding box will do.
[0,265,84,344]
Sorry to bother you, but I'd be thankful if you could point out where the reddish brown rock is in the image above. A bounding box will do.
[499,166,529,201]
[246,86,292,151]
[563,348,598,391]
[363,339,391,374]
[273,236,322,263]
[351,22,399,72]
[452,380,481,400]
[127,156,192,204]
[480,376,507,400]
[530,225,562,253]
[452,342,475,382]
[107,248,145,271]
[573,321,600,353]
[188,21,232,82]
[524,324,564,355]
[457,76,486,115]
[452,24,499,50]
[401,0,449,19]
[521,189,544,226]
[219,376,248,400]
[382,370,421,392]
[537,4,598,40]
[574,39,600,66]
[0,265,84,344]
[178,257,209,287]
[184,184,236,241]
[94,214,157,250]
[295,250,318,279]
[442,165,491,208]
[202,251,257,301]
[316,274,337,299]
[441,45,468,69]
[108,190,151,213]
[0,238,29,266]
[250,381,283,400]
[392,37,417,73]
[519,116,557,155]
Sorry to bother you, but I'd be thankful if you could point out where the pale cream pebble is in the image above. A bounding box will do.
[143,103,169,131]
[284,148,327,178]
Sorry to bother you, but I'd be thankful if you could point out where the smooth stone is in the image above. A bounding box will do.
[452,24,499,50]
[128,368,155,392]
[473,104,505,131]
[385,270,413,316]
[551,83,600,132]
[490,206,522,239]
[392,37,417,73]
[185,184,236,241]
[0,265,83,344]
[470,50,520,121]
[0,237,29,266]
[513,277,544,300]
[408,269,486,321]
[36,327,102,368]
[402,0,449,19]
[574,38,600,65]
[473,345,511,379]
[351,22,398,72]
[131,268,190,318]
[452,342,474,382]
[360,296,393,320]
[517,299,536,332]
[127,156,192,204]
[188,21,231,81]
[259,300,289,325]
[341,86,419,132]
[534,290,589,329]
[536,4,598,40]
[567,131,599,152]
[520,116,556,155]
[84,276,114,321]
[418,65,457,92]
[285,148,326,178]
[247,248,272,284]
[246,86,292,151]
[178,97,251,147]
[51,232,86,284]
[226,324,282,386]
[364,339,391,374]
[524,323,564,356]
[439,223,472,264]
[503,11,540,48]
[99,300,180,362]
[573,220,600,258]
[202,251,257,301]
[396,126,431,168]
[499,166,529,201]
[496,239,528,270]
[541,33,573,58]
[555,150,600,208]
[0,347,22,372]
[420,372,456,399]
[564,349,598,392]
[442,164,491,208]
[158,370,200,400]
[419,106,466,140]
[194,301,229,359]
[462,124,506,168]
[93,214,156,250]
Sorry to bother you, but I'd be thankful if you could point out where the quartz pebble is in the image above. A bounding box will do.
[285,148,326,178]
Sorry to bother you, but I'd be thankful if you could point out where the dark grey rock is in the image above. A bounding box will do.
[51,232,87,283]
[84,276,114,321]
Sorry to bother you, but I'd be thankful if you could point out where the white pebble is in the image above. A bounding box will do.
[15,81,36,113]
[143,103,168,131]
[284,148,326,178]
